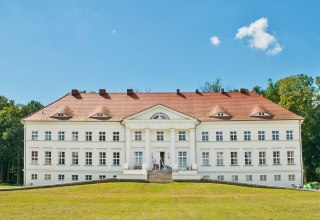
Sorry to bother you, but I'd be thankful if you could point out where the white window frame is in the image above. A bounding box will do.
[259,151,266,165]
[287,151,295,165]
[217,175,224,181]
[135,131,142,141]
[244,152,252,165]
[274,175,281,181]
[202,152,209,166]
[45,131,51,141]
[202,131,209,142]
[113,132,120,141]
[246,175,253,182]
[286,130,293,140]
[134,152,143,166]
[85,175,92,181]
[231,175,238,182]
[288,174,295,181]
[58,131,65,141]
[31,151,38,165]
[258,131,265,141]
[99,175,106,180]
[156,131,164,141]
[72,152,79,165]
[113,152,120,165]
[72,131,78,141]
[85,132,92,141]
[230,152,238,165]
[178,151,187,167]
[31,131,38,141]
[31,174,37,180]
[99,152,106,165]
[99,132,106,141]
[230,131,237,141]
[216,152,224,166]
[72,175,78,181]
[272,131,279,140]
[216,131,223,141]
[260,175,267,181]
[44,151,51,165]
[44,174,51,180]
[58,174,65,181]
[273,151,280,165]
[58,151,65,165]
[244,131,251,141]
[178,131,186,141]
[85,152,93,165]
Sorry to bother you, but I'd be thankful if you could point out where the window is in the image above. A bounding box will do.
[202,152,209,165]
[31,151,38,164]
[45,131,51,141]
[99,152,106,165]
[272,131,279,140]
[178,151,187,166]
[85,152,93,165]
[246,175,253,182]
[274,175,281,181]
[113,132,120,141]
[86,132,92,141]
[58,131,65,141]
[244,152,252,165]
[72,175,78,181]
[45,174,51,180]
[273,151,280,165]
[216,152,224,166]
[44,151,51,165]
[258,131,265,141]
[157,131,164,141]
[31,131,38,140]
[216,131,223,141]
[288,174,295,181]
[178,131,186,141]
[72,152,78,165]
[58,174,65,181]
[231,175,238,182]
[259,151,266,165]
[72,131,78,141]
[113,152,120,165]
[202,132,209,142]
[230,131,237,141]
[151,112,169,119]
[244,131,251,141]
[260,175,267,181]
[99,175,106,180]
[85,175,92,181]
[134,152,143,166]
[99,132,106,141]
[217,175,224,181]
[202,175,210,179]
[135,131,142,141]
[287,151,295,165]
[286,130,293,140]
[230,152,238,165]
[31,174,37,180]
[58,152,65,165]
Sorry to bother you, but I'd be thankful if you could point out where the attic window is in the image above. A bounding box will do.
[212,112,230,117]
[252,112,271,117]
[151,112,169,120]
[91,113,110,118]
[52,113,70,118]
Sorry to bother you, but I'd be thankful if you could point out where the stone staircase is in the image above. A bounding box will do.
[147,170,173,183]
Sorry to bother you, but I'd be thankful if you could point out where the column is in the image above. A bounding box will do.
[144,128,150,169]
[170,128,177,170]
[190,128,197,170]
[124,128,131,170]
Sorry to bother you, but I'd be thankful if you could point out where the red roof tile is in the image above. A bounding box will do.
[23,91,303,122]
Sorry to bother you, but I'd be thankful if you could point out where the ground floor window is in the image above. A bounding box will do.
[58,174,65,181]
[31,174,37,180]
[134,151,143,166]
[99,175,106,180]
[217,175,224,181]
[44,174,51,180]
[72,175,78,181]
[246,175,252,182]
[178,151,187,166]
[274,175,281,181]
[288,174,295,181]
[260,175,267,181]
[202,175,210,179]
[85,175,92,181]
[231,175,238,182]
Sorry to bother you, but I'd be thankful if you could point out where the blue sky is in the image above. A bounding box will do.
[0,0,319,105]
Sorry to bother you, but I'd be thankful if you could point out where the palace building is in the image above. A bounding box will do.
[23,89,303,186]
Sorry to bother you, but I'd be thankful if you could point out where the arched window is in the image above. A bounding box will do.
[151,112,169,120]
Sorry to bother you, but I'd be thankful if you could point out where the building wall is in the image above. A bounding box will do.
[24,120,302,187]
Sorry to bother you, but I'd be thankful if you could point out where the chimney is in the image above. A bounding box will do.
[196,89,200,94]
[99,89,106,96]
[240,88,246,93]
[127,89,134,95]
[220,88,225,94]
[71,89,79,96]
[176,89,180,94]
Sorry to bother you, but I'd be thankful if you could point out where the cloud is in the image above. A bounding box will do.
[210,36,221,46]
[235,18,282,55]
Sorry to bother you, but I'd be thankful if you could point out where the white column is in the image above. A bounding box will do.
[124,128,131,170]
[190,128,197,170]
[144,128,150,169]
[170,128,177,170]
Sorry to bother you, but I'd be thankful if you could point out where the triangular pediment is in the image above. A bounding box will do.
[123,104,198,121]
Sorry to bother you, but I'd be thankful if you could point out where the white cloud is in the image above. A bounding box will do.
[210,36,221,46]
[235,18,282,55]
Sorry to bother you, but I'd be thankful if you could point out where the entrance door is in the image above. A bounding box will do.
[160,152,165,170]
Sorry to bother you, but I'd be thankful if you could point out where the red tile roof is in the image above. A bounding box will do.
[23,91,303,122]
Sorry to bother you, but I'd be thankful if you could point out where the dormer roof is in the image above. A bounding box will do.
[50,105,73,118]
[89,106,111,119]
[250,104,272,117]
[209,104,232,118]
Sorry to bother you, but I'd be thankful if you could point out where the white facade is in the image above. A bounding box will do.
[24,104,303,187]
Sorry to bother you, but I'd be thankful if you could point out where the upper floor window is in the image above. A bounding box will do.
[58,152,65,165]
[85,152,93,165]
[287,151,295,165]
[258,131,265,141]
[178,131,186,141]
[58,131,65,141]
[230,131,237,141]
[151,112,169,120]
[259,151,266,165]
[99,132,106,141]
[72,152,78,165]
[202,132,209,142]
[44,151,51,165]
[86,132,92,141]
[31,131,38,140]
[135,131,142,141]
[216,152,224,166]
[244,152,252,165]
[202,152,209,165]
[99,152,106,165]
[31,151,38,164]
[45,131,51,141]
[230,152,238,165]
[273,151,280,165]
[72,131,78,141]
[272,131,279,140]
[216,131,223,141]
[157,131,164,141]
[286,130,293,140]
[244,131,251,141]
[113,132,120,141]
[113,152,120,165]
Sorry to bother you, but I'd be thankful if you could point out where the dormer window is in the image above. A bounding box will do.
[250,105,272,117]
[255,112,270,116]
[53,113,69,118]
[51,105,72,119]
[151,112,169,120]
[209,104,232,118]
[213,112,230,117]
[89,106,111,119]
[91,113,110,118]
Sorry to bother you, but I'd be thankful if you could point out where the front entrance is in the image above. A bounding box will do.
[160,151,165,170]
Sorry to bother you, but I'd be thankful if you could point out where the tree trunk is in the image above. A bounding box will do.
[16,150,21,185]
[6,163,10,183]
[0,163,3,183]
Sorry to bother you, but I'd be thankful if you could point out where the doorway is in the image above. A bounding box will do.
[160,152,165,170]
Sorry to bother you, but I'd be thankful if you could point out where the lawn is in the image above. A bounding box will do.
[0,183,20,189]
[1,182,319,219]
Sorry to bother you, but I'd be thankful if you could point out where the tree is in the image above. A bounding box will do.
[200,78,222,92]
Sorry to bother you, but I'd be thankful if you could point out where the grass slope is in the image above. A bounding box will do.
[1,182,319,220]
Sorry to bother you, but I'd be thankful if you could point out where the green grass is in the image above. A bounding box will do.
[0,183,20,189]
[1,182,319,219]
